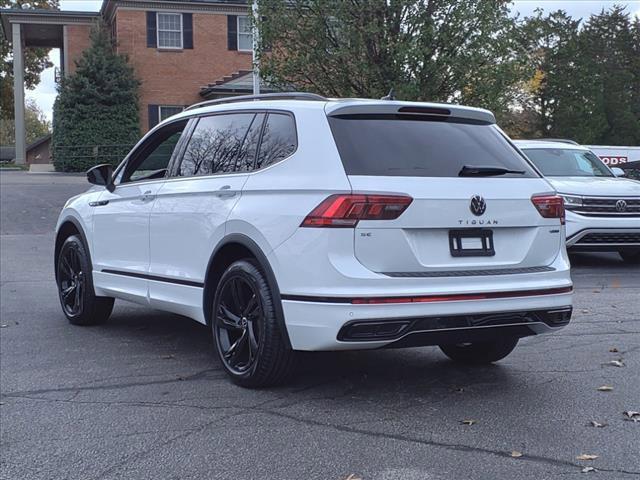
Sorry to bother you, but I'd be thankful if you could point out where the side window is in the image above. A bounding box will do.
[178,113,255,177]
[235,113,265,172]
[121,121,187,183]
[255,113,297,170]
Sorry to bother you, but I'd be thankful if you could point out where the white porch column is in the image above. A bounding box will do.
[12,23,26,165]
[62,25,69,74]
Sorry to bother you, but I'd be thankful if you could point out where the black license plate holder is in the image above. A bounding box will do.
[449,229,495,257]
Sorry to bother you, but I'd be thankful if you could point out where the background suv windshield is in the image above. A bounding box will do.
[328,116,537,178]
[523,148,613,177]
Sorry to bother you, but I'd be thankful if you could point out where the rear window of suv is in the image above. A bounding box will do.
[328,115,537,178]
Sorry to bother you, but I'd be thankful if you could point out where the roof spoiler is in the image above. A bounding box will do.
[326,102,496,124]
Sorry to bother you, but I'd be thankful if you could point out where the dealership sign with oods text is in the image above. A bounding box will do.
[587,146,640,166]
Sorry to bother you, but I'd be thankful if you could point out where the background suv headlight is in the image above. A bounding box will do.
[559,194,583,208]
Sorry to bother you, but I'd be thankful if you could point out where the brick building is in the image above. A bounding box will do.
[1,0,269,164]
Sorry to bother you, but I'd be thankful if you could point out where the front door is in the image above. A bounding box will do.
[91,120,188,303]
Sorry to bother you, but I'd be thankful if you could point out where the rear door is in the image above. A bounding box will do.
[148,112,263,320]
[327,111,562,274]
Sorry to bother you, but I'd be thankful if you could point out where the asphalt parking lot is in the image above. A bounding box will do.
[1,170,638,480]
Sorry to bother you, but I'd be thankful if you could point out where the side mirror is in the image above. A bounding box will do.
[611,167,626,177]
[87,164,115,192]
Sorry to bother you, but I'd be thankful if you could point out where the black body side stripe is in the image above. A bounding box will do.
[101,269,204,288]
[281,294,351,303]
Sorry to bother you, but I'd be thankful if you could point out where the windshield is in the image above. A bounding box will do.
[523,148,613,177]
[328,115,537,178]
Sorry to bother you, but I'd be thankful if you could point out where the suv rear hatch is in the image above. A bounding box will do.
[326,103,563,274]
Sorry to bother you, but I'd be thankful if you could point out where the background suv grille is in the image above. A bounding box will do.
[577,232,640,245]
[569,197,640,217]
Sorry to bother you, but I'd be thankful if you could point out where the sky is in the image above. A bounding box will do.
[25,0,640,121]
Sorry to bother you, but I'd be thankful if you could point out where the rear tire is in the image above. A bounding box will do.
[212,259,295,388]
[439,337,519,364]
[619,248,640,264]
[56,235,114,325]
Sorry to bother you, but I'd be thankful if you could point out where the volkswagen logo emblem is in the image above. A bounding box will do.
[616,199,627,212]
[470,195,486,216]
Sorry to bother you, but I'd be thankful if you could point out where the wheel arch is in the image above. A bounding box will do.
[55,216,91,281]
[203,234,292,349]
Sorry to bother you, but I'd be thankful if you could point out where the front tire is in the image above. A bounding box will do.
[619,248,640,264]
[56,235,114,325]
[439,337,519,364]
[212,259,294,388]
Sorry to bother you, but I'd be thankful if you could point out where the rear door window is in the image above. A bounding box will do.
[177,113,255,177]
[255,113,297,169]
[235,113,265,172]
[328,115,537,178]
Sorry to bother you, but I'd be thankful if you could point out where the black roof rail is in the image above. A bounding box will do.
[186,92,328,111]
[537,138,580,145]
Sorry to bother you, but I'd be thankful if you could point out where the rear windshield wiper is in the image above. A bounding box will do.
[458,165,525,177]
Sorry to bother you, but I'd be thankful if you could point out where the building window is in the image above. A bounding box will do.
[157,12,183,49]
[159,105,184,122]
[237,16,253,51]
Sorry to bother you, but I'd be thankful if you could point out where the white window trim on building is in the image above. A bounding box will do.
[159,105,185,122]
[157,12,183,49]
[237,15,253,52]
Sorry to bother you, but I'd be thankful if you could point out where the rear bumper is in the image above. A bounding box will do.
[282,290,573,351]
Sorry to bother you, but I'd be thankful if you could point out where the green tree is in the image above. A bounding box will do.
[580,6,640,145]
[519,9,608,142]
[631,18,640,125]
[256,0,530,121]
[0,0,59,117]
[0,98,50,145]
[52,22,140,172]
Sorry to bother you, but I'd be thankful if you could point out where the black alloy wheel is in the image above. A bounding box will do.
[215,275,262,374]
[212,259,294,387]
[58,241,85,316]
[56,235,114,325]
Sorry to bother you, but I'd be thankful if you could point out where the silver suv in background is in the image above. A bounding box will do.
[515,140,640,263]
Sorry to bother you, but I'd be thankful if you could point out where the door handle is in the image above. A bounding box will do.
[216,185,236,198]
[140,190,156,202]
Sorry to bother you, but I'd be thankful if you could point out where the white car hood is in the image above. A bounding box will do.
[546,176,640,197]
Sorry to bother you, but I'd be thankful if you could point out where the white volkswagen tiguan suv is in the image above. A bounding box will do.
[515,140,640,263]
[55,94,573,387]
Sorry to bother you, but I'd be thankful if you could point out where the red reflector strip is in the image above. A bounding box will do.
[350,286,573,305]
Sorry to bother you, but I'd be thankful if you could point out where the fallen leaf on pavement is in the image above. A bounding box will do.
[461,419,476,426]
[582,466,597,473]
[623,411,640,422]
[510,451,523,458]
[590,421,607,428]
[608,359,624,367]
[597,385,613,392]
[577,454,598,461]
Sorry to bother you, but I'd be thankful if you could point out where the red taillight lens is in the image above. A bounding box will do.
[301,194,413,228]
[531,194,565,225]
